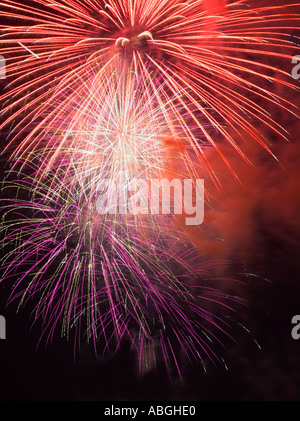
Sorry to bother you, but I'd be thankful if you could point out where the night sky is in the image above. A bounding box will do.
[0,0,300,402]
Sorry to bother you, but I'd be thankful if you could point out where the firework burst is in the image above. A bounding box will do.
[0,154,245,376]
[0,1,299,378]
[0,0,299,178]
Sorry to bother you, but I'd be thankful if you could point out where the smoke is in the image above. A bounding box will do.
[178,136,300,266]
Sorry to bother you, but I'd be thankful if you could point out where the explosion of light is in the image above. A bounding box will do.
[0,153,246,377]
[0,0,299,377]
[0,65,244,376]
[1,0,299,180]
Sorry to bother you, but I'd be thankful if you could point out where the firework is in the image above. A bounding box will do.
[0,1,299,377]
[0,0,299,178]
[0,154,245,376]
